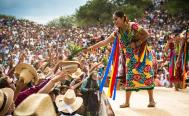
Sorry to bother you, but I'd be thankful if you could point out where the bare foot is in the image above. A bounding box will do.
[175,87,179,91]
[120,103,130,108]
[147,101,156,107]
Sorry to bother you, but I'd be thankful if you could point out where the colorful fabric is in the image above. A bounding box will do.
[99,23,154,99]
[119,23,155,91]
[182,41,189,87]
[168,43,177,82]
[122,47,154,91]
[186,42,189,71]
[99,38,117,88]
[175,39,189,83]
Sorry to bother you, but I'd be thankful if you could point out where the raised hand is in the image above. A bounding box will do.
[51,70,67,83]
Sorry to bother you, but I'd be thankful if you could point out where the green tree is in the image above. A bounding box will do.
[112,0,152,20]
[75,0,153,26]
[75,0,115,26]
[47,16,75,28]
[163,0,189,16]
[47,18,59,27]
[0,14,15,19]
[59,16,75,28]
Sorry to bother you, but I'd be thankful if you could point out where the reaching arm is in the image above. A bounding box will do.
[38,71,67,93]
[70,80,84,90]
[88,35,114,50]
[89,62,102,73]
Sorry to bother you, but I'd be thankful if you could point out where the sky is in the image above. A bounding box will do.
[0,0,87,24]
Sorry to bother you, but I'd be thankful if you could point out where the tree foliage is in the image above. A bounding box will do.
[0,14,15,19]
[163,0,189,16]
[47,0,153,27]
[75,0,115,26]
[48,0,189,27]
[112,0,153,20]
[47,16,75,28]
[75,0,153,26]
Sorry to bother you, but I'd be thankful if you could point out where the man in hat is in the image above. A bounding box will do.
[15,61,80,106]
[14,68,66,106]
[0,88,15,116]
[55,89,83,116]
[80,71,100,116]
[14,94,56,116]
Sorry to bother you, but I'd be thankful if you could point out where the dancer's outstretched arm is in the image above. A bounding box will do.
[87,35,114,51]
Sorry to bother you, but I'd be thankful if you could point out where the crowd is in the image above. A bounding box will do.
[0,15,115,116]
[0,2,189,116]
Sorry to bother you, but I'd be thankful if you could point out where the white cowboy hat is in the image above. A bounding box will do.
[55,89,83,114]
[0,88,14,116]
[71,68,84,79]
[14,63,38,85]
[14,94,56,116]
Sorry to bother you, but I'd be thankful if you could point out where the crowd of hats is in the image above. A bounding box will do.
[0,60,89,116]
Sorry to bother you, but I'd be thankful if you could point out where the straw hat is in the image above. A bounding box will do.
[71,68,84,79]
[14,63,38,85]
[59,61,80,73]
[14,94,56,116]
[0,88,14,116]
[59,61,80,66]
[55,89,83,114]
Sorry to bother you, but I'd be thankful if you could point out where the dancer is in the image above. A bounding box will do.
[84,11,155,108]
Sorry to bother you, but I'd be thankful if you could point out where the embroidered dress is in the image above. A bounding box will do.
[168,43,177,82]
[176,39,189,86]
[99,23,155,98]
[116,23,154,91]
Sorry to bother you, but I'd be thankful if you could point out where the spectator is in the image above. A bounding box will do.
[55,89,83,116]
[0,88,15,116]
[14,94,56,116]
[81,71,100,116]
